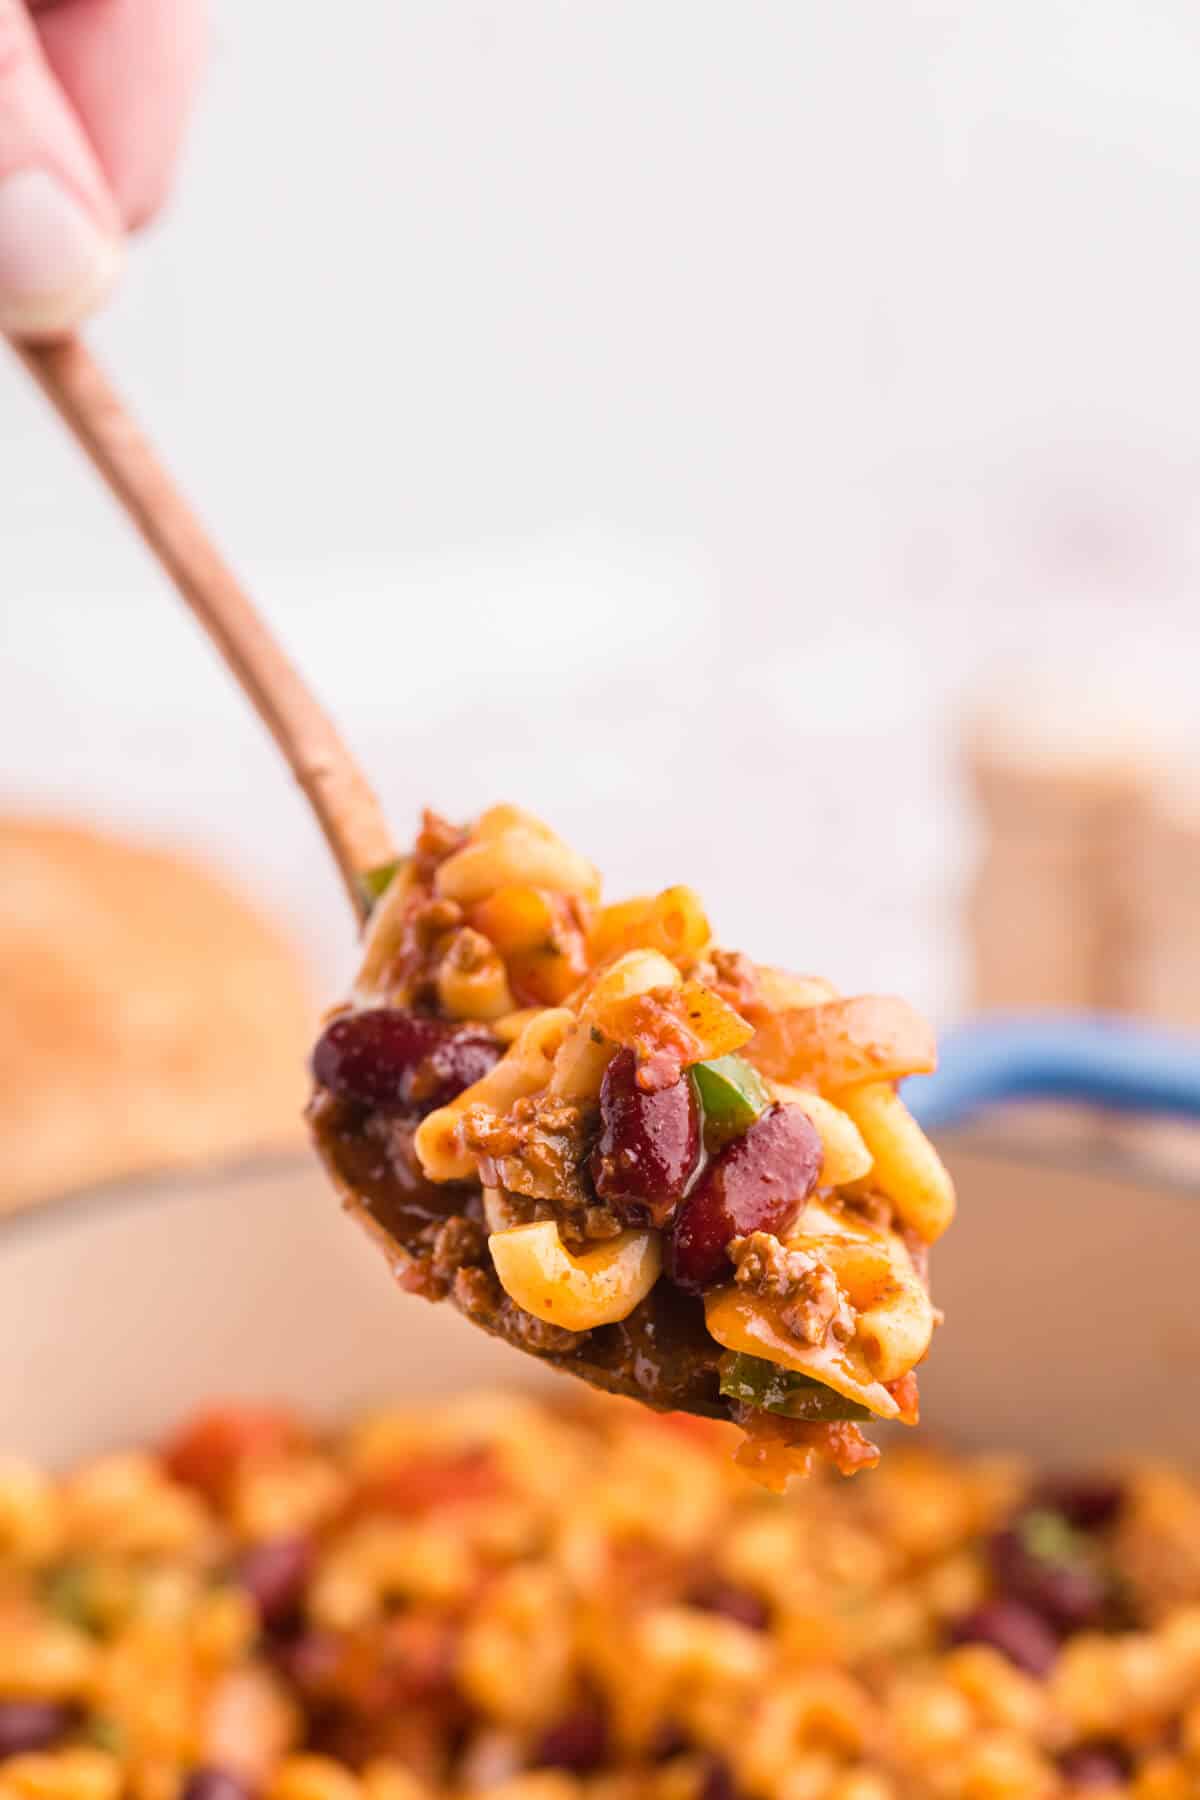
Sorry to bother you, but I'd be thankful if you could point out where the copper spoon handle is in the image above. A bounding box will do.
[13,335,395,924]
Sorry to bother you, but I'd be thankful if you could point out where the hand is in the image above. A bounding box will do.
[0,0,206,338]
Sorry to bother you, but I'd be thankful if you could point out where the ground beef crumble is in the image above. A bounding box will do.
[452,1264,585,1356]
[900,1224,932,1294]
[384,893,466,1010]
[397,1214,489,1302]
[461,1094,623,1246]
[729,1230,853,1348]
[412,809,469,883]
[429,1215,487,1284]
[439,924,504,984]
[841,1188,895,1233]
[698,946,762,1013]
[480,1183,625,1252]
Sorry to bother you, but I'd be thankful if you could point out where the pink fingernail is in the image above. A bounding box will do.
[0,169,122,337]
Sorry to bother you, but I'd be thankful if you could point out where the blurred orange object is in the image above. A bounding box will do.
[0,816,315,1211]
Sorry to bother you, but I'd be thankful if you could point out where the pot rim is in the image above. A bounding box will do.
[0,1149,314,1250]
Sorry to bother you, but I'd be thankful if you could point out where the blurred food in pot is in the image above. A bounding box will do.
[2,1389,1200,1799]
[0,817,314,1211]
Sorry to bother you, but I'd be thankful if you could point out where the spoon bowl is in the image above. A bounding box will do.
[310,1089,727,1418]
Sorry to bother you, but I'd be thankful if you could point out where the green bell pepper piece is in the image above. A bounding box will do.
[43,1560,100,1632]
[692,1053,771,1150]
[1019,1508,1088,1565]
[358,858,404,913]
[87,1719,128,1756]
[719,1352,872,1423]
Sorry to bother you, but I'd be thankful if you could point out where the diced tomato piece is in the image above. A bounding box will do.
[348,1448,505,1518]
[643,1411,734,1453]
[163,1404,301,1495]
[330,1615,460,1715]
[734,1415,880,1491]
[886,1372,921,1427]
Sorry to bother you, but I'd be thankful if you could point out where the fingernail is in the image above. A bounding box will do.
[0,169,122,337]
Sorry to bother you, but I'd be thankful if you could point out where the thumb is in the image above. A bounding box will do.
[0,0,122,339]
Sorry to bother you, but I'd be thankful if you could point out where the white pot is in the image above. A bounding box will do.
[2,1131,1195,1468]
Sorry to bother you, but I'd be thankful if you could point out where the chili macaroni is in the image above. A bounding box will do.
[309,806,954,1479]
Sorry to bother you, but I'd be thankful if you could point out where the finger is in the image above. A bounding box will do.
[36,0,208,230]
[0,0,121,337]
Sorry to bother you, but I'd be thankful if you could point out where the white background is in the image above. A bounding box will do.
[4,2,1200,1012]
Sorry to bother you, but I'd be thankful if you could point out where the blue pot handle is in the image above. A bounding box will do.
[907,1013,1200,1132]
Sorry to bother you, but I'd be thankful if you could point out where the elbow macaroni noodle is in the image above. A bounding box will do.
[488,1222,663,1332]
[435,825,600,907]
[836,1081,956,1243]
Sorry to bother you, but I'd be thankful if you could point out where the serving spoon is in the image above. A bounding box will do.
[12,336,394,924]
[13,335,725,1419]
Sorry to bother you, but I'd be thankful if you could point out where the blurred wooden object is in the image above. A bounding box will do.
[965,695,1149,1016]
[1118,782,1200,1029]
[964,687,1200,1171]
[0,818,315,1213]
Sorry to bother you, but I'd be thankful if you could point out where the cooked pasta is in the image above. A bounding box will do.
[1,1393,1192,1800]
[435,822,599,907]
[488,1222,663,1331]
[836,1082,956,1244]
[309,807,955,1479]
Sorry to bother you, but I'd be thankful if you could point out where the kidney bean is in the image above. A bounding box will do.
[1057,1744,1130,1788]
[179,1770,255,1800]
[235,1536,313,1632]
[665,1104,821,1293]
[947,1600,1059,1676]
[649,1722,691,1762]
[699,1758,739,1800]
[270,1630,339,1696]
[533,1705,609,1772]
[590,1049,701,1227]
[312,1010,499,1114]
[374,1614,459,1708]
[989,1526,1109,1633]
[1032,1476,1125,1532]
[689,1581,770,1632]
[0,1702,72,1760]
